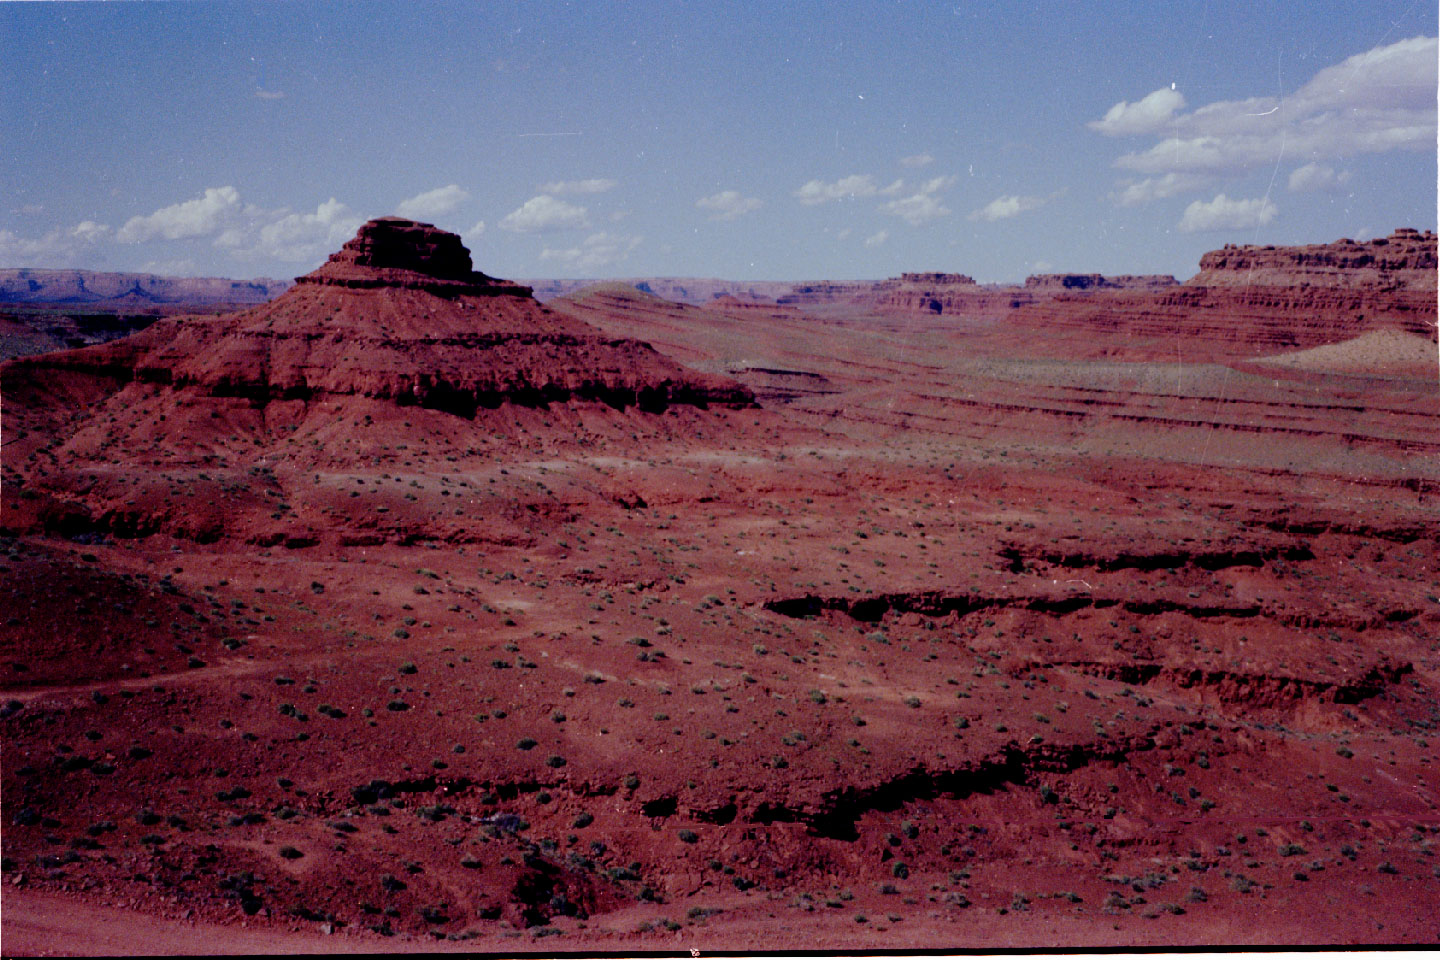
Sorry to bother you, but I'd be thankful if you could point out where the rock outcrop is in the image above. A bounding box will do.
[298,216,532,297]
[1191,228,1437,288]
[1007,228,1438,359]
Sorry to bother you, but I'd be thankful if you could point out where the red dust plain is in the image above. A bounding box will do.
[1,218,1437,953]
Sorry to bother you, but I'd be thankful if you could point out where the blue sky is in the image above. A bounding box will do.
[2,1,1435,282]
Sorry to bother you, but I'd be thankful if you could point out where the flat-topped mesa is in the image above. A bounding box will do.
[896,272,978,286]
[296,216,532,297]
[1191,228,1438,289]
[1025,273,1178,291]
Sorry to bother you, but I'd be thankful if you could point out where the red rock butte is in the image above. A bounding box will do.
[3,217,751,420]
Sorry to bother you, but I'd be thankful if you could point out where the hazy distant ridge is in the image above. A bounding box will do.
[0,268,292,307]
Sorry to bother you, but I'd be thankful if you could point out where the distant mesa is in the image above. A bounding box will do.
[1191,228,1438,289]
[0,267,291,308]
[1006,227,1438,360]
[896,272,978,286]
[1024,273,1178,291]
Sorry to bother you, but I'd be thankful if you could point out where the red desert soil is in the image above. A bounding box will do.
[2,219,1437,953]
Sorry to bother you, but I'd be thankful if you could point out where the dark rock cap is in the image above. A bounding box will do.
[297,217,531,297]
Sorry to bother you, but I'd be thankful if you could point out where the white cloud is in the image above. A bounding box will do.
[864,230,889,247]
[794,174,879,205]
[467,220,486,239]
[1111,172,1213,206]
[247,198,365,261]
[696,190,763,221]
[880,175,955,226]
[969,193,1046,222]
[1107,36,1436,176]
[0,218,115,266]
[254,88,285,101]
[878,178,906,196]
[899,153,934,168]
[1177,193,1277,233]
[1287,162,1351,193]
[0,228,79,265]
[395,184,470,220]
[537,178,617,195]
[500,195,590,233]
[5,187,371,268]
[140,258,199,276]
[117,186,242,243]
[539,231,641,272]
[1089,86,1187,136]
[70,220,111,243]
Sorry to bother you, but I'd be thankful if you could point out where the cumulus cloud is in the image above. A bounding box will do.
[467,220,486,239]
[395,184,470,220]
[1177,193,1277,233]
[500,195,590,233]
[244,198,365,262]
[1089,86,1187,136]
[1106,36,1436,177]
[899,153,935,168]
[968,193,1047,222]
[140,258,199,276]
[117,186,243,243]
[1111,172,1213,206]
[539,231,641,272]
[537,178,617,195]
[1287,162,1351,193]
[70,221,112,243]
[864,230,889,247]
[6,187,370,268]
[0,218,115,266]
[794,174,880,205]
[696,190,763,221]
[881,175,955,226]
[0,228,80,265]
